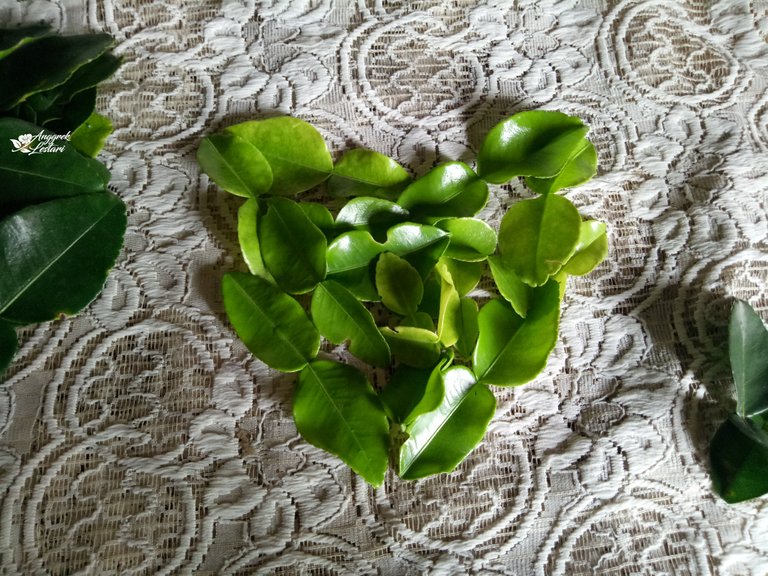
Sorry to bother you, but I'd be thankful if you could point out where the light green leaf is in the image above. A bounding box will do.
[69,112,112,157]
[397,162,488,218]
[710,414,768,503]
[328,148,411,199]
[0,320,18,375]
[561,220,608,276]
[380,358,448,425]
[384,223,450,278]
[525,139,597,194]
[438,257,483,297]
[326,230,383,300]
[221,271,319,372]
[226,117,332,195]
[497,194,581,286]
[380,326,441,369]
[294,360,390,487]
[311,280,390,367]
[399,367,496,480]
[259,197,327,294]
[730,300,768,418]
[435,263,461,347]
[237,199,274,281]
[438,217,497,262]
[375,252,423,317]
[197,131,273,198]
[473,280,561,386]
[299,202,335,236]
[0,193,126,324]
[454,297,479,359]
[488,255,530,318]
[335,197,409,240]
[477,111,590,184]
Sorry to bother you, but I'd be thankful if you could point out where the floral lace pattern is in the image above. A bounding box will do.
[1,0,767,574]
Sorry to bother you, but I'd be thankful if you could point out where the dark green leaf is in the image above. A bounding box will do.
[384,223,450,278]
[473,280,561,386]
[399,367,496,480]
[375,252,423,317]
[41,86,96,134]
[397,162,488,218]
[710,414,768,503]
[381,358,448,425]
[497,194,581,286]
[237,199,274,281]
[0,319,17,375]
[488,255,530,318]
[197,131,273,198]
[0,33,113,110]
[525,139,597,194]
[69,112,112,157]
[0,24,51,60]
[259,197,327,294]
[311,280,391,367]
[226,117,332,195]
[221,271,319,372]
[380,326,441,368]
[477,111,590,184]
[294,360,390,486]
[328,148,411,199]
[561,220,609,276]
[730,300,768,417]
[438,217,497,262]
[0,193,126,324]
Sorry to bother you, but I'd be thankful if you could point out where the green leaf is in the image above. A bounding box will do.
[435,263,461,347]
[0,117,110,211]
[311,280,391,367]
[335,197,409,240]
[0,319,17,375]
[399,366,496,480]
[69,112,112,157]
[259,197,327,294]
[197,131,273,198]
[226,117,332,195]
[384,223,450,278]
[0,33,114,110]
[730,300,768,418]
[454,297,479,359]
[561,220,608,277]
[300,202,335,237]
[473,280,561,386]
[326,230,383,300]
[477,111,590,184]
[488,255,530,318]
[438,217,497,262]
[380,326,441,368]
[221,271,319,372]
[39,86,97,134]
[375,252,423,317]
[294,360,390,487]
[497,194,581,286]
[0,193,126,324]
[525,139,597,194]
[438,257,483,297]
[396,162,488,218]
[237,199,274,281]
[710,414,768,503]
[328,148,411,199]
[0,24,51,60]
[380,358,448,425]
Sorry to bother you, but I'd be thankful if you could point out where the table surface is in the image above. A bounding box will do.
[2,0,768,574]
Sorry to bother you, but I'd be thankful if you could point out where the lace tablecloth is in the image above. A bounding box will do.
[2,1,768,574]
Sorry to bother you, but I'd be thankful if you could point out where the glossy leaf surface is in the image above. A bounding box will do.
[226,117,332,195]
[0,193,126,324]
[326,230,384,275]
[438,217,497,262]
[237,199,273,281]
[384,223,450,278]
[525,139,597,194]
[300,202,335,236]
[380,326,441,368]
[328,148,410,199]
[454,297,479,359]
[477,111,589,183]
[730,300,768,417]
[335,197,409,239]
[710,415,768,503]
[473,280,560,386]
[0,24,51,60]
[259,197,327,294]
[396,162,488,218]
[198,131,273,198]
[561,220,608,276]
[0,118,110,210]
[221,271,319,372]
[294,360,390,487]
[376,252,423,317]
[497,194,581,286]
[399,367,496,480]
[488,255,530,318]
[435,263,461,347]
[380,359,447,425]
[69,112,112,157]
[311,280,390,367]
[0,320,17,375]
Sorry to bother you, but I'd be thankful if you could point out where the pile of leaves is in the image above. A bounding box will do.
[710,300,768,503]
[198,111,608,485]
[0,24,126,374]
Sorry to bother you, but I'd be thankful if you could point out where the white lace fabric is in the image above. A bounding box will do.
[1,0,767,574]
